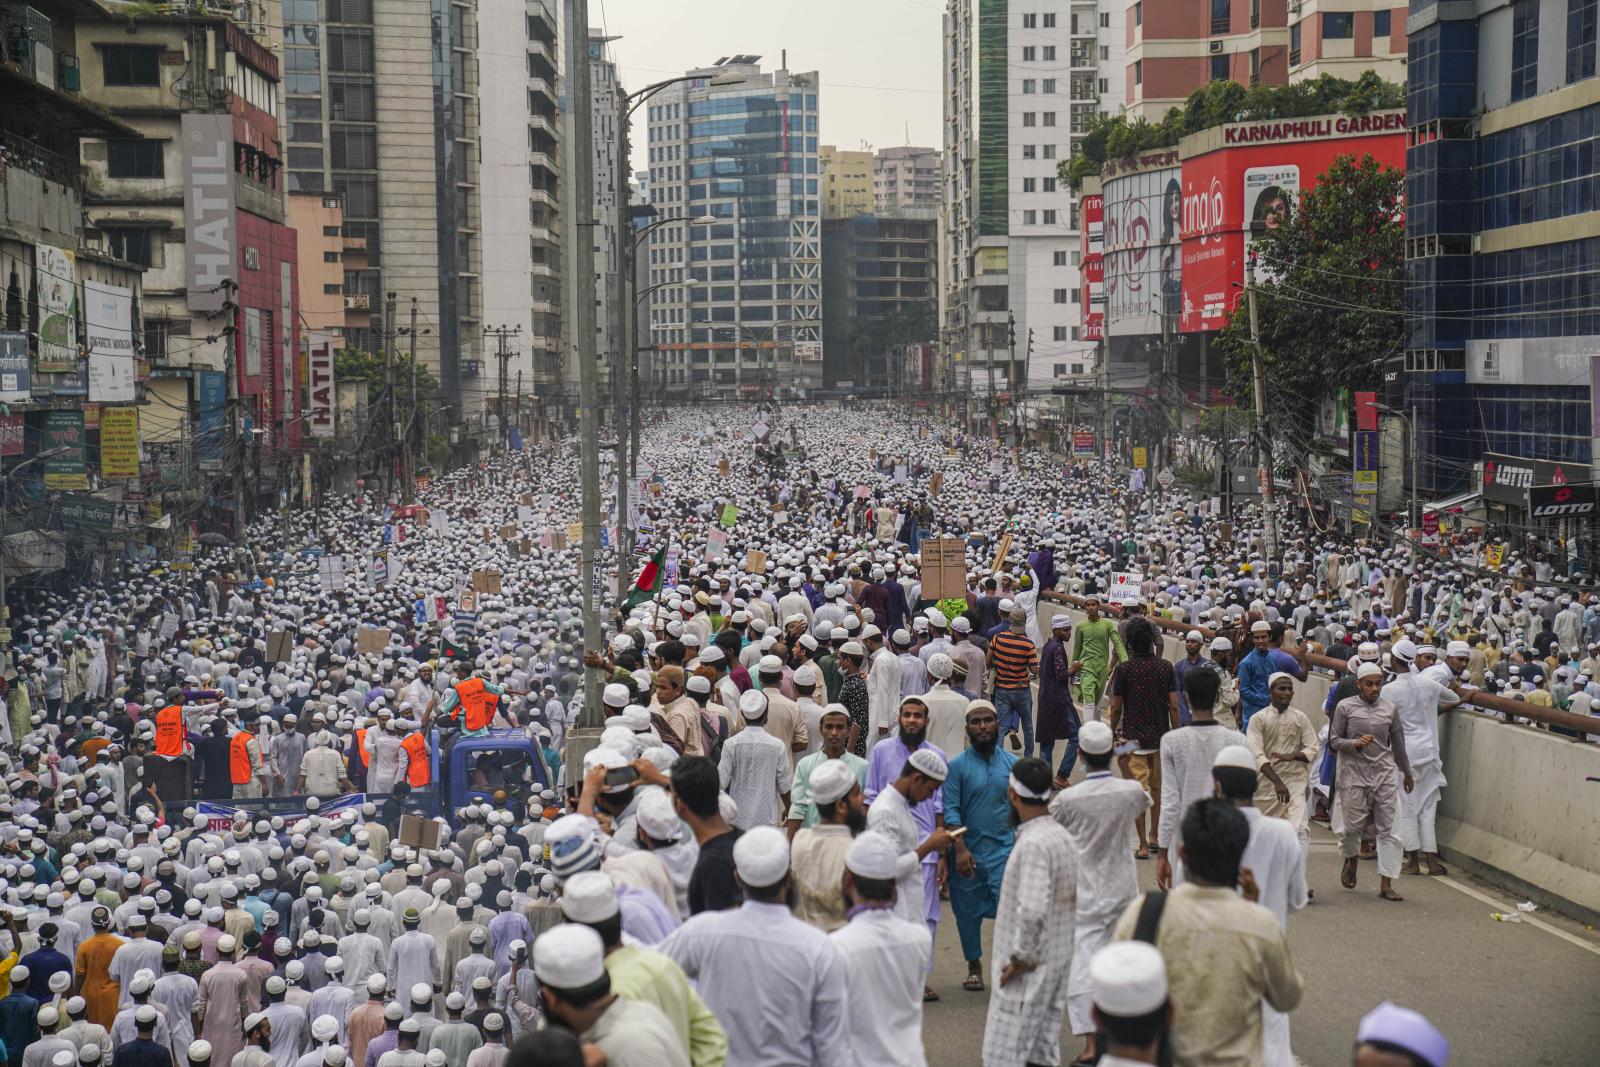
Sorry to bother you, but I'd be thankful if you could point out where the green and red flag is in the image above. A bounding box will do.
[623,545,668,609]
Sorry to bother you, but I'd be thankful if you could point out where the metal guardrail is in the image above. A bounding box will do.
[1038,590,1600,735]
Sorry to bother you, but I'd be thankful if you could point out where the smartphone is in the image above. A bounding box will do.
[604,766,640,788]
[1113,740,1138,757]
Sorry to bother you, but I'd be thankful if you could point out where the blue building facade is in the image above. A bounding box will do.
[1404,0,1596,517]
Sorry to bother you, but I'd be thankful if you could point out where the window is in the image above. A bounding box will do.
[1212,53,1229,81]
[1053,326,1068,340]
[1043,177,1057,192]
[1512,0,1540,100]
[1568,0,1596,83]
[1054,363,1067,376]
[1042,78,1055,93]
[327,27,374,73]
[1135,2,1143,27]
[1022,79,1036,94]
[322,225,340,237]
[1099,77,1109,93]
[329,78,375,122]
[288,147,324,170]
[1023,112,1037,127]
[330,126,376,169]
[1043,112,1057,126]
[1250,48,1260,84]
[1211,0,1230,34]
[1373,10,1391,37]
[1043,209,1057,224]
[1022,12,1037,28]
[1322,11,1353,38]
[1134,60,1142,85]
[101,46,161,87]
[1290,22,1302,66]
[323,251,340,263]
[1053,251,1067,266]
[106,140,164,178]
[1101,13,1111,27]
[1022,177,1037,192]
[1043,144,1057,159]
[323,283,342,294]
[1024,210,1038,224]
[1250,0,1260,30]
[1022,144,1037,159]
[1101,46,1110,61]
[1043,45,1055,60]
[1023,46,1036,61]
[104,226,158,267]
[1043,13,1055,27]
[1072,363,1084,375]
[1053,288,1069,303]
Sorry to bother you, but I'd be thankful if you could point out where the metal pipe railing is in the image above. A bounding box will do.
[1038,590,1600,736]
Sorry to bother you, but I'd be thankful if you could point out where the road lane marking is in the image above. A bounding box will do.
[1434,876,1600,956]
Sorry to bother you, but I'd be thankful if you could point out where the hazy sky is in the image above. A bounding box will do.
[598,0,944,170]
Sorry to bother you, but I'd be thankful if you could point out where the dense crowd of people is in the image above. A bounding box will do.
[4,400,1578,1065]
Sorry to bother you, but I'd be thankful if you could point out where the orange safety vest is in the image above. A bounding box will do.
[229,731,255,785]
[154,705,186,757]
[451,677,496,732]
[401,732,430,788]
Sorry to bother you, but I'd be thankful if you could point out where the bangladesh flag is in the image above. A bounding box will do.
[622,545,668,609]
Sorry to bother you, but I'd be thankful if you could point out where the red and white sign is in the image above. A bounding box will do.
[1178,115,1406,333]
[1080,194,1105,341]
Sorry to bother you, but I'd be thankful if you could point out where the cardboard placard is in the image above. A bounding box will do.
[930,471,944,496]
[744,549,767,574]
[920,537,969,601]
[398,814,442,850]
[266,630,295,664]
[472,570,503,594]
[356,628,391,654]
[718,458,731,477]
[499,524,518,541]
[991,532,1013,574]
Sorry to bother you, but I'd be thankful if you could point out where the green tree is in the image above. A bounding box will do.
[334,347,448,462]
[1061,71,1405,189]
[1213,154,1403,438]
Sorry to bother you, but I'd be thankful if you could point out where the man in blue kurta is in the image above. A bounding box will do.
[1236,621,1279,729]
[942,699,1018,993]
[864,697,946,968]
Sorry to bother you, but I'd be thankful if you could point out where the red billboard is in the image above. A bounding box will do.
[1080,193,1104,342]
[1178,112,1406,333]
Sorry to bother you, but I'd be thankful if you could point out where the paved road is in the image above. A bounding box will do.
[921,823,1600,1065]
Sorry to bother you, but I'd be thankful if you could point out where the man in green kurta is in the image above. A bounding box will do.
[1070,597,1126,709]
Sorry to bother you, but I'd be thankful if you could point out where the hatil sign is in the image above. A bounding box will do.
[308,337,335,438]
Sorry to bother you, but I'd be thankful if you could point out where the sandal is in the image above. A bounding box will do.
[1379,888,1405,902]
[923,987,941,1002]
[1135,848,1150,860]
[963,973,984,992]
[1341,858,1357,889]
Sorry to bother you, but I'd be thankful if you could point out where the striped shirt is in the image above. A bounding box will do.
[988,630,1038,689]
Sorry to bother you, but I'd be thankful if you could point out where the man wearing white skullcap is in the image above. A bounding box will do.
[715,689,791,831]
[1154,666,1246,892]
[1330,662,1413,900]
[785,706,868,835]
[829,831,933,1066]
[659,827,850,1067]
[1212,743,1306,1066]
[531,926,689,1067]
[1245,673,1319,856]
[788,758,865,933]
[1088,941,1171,1065]
[865,745,957,1000]
[1380,648,1471,878]
[1047,720,1150,1060]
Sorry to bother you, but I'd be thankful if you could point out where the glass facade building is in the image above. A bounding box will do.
[1405,0,1597,498]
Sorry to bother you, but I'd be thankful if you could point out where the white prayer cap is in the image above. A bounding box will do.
[322,1050,346,1067]
[844,831,900,881]
[1212,745,1256,772]
[410,983,432,1005]
[732,825,790,888]
[839,640,865,657]
[793,663,820,687]
[601,683,630,708]
[925,653,953,680]
[635,789,681,842]
[264,976,287,996]
[1357,1002,1451,1067]
[533,924,607,989]
[1391,639,1418,661]
[1356,662,1385,679]
[558,871,619,923]
[737,689,768,720]
[187,1042,213,1063]
[908,748,948,782]
[756,655,784,673]
[365,973,387,994]
[444,992,466,1012]
[311,1017,339,1043]
[1445,641,1471,657]
[215,935,236,955]
[243,1011,269,1032]
[925,608,948,627]
[1090,941,1169,1016]
[808,759,856,806]
[1266,671,1295,688]
[1357,642,1381,660]
[1079,721,1114,755]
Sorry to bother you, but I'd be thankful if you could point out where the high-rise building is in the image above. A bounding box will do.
[1125,0,1291,121]
[77,4,301,526]
[874,146,942,219]
[1288,4,1405,82]
[821,215,939,390]
[1403,0,1597,518]
[942,1,1116,419]
[821,145,874,219]
[479,0,562,423]
[644,57,823,399]
[589,34,624,413]
[278,0,483,413]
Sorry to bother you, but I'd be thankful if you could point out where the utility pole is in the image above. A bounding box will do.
[382,290,397,506]
[400,297,418,503]
[1245,256,1279,562]
[1409,404,1419,533]
[984,322,997,438]
[567,0,604,749]
[485,325,520,451]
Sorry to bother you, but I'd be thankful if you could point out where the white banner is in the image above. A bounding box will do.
[86,280,136,402]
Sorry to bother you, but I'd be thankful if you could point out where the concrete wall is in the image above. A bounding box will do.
[1036,600,1600,921]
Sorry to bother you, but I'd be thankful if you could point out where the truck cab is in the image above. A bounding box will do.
[430,727,553,826]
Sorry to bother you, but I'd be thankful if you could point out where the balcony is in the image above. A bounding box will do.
[0,129,83,245]
[344,293,371,310]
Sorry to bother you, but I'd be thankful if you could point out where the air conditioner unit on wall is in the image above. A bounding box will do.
[1209,41,1224,54]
